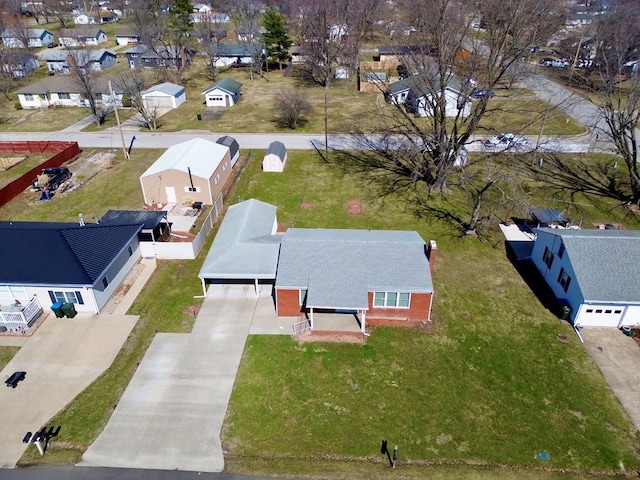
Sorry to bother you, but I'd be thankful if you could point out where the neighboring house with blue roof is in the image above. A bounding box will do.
[198,199,437,335]
[140,138,232,206]
[262,141,287,172]
[140,82,186,109]
[202,78,242,107]
[531,228,640,328]
[123,44,190,70]
[0,221,142,320]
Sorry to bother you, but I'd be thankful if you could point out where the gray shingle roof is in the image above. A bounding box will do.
[536,228,640,302]
[276,228,433,310]
[209,43,261,57]
[216,136,239,158]
[266,141,286,161]
[387,70,463,96]
[141,82,185,97]
[58,28,106,39]
[198,199,281,280]
[43,49,115,63]
[0,222,141,286]
[15,75,123,95]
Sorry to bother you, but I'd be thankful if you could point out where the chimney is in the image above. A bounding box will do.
[427,240,437,275]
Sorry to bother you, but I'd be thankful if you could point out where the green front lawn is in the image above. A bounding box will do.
[0,346,20,370]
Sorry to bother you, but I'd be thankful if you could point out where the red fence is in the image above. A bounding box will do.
[0,141,81,209]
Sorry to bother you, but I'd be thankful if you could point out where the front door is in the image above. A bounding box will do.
[165,186,177,203]
[225,95,230,107]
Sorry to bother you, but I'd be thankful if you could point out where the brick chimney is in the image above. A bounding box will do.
[427,240,437,275]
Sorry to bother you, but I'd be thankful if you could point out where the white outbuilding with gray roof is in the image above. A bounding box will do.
[531,228,640,327]
[141,82,186,109]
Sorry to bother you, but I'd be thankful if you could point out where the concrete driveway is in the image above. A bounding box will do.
[0,314,138,468]
[580,328,640,431]
[81,283,280,473]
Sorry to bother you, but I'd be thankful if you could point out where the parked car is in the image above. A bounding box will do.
[5,371,26,388]
[484,133,528,151]
[32,167,71,192]
[473,90,495,99]
[47,42,58,48]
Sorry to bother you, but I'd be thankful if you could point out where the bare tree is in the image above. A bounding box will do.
[115,72,159,130]
[229,0,263,80]
[274,87,313,129]
[66,50,105,126]
[193,10,227,79]
[591,0,640,205]
[336,0,564,197]
[43,0,73,27]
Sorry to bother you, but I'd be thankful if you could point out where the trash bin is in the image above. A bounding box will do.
[560,305,571,320]
[60,302,77,318]
[196,113,202,121]
[622,326,633,337]
[51,302,65,318]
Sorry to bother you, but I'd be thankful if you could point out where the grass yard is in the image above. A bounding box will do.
[0,154,52,188]
[8,148,640,476]
[0,148,162,222]
[0,105,90,132]
[220,151,640,477]
[0,346,20,370]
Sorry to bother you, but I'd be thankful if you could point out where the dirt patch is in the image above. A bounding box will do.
[59,150,117,195]
[557,333,571,343]
[346,199,362,216]
[0,156,26,171]
[184,304,201,319]
[300,202,313,209]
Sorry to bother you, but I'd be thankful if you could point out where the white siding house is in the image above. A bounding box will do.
[141,82,186,109]
[202,78,242,107]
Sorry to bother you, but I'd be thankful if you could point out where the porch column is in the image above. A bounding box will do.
[254,278,259,297]
[310,307,314,330]
[360,309,366,334]
[201,278,207,297]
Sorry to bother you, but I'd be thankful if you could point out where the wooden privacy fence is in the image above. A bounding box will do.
[0,141,80,209]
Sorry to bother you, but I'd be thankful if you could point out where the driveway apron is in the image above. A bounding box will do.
[580,328,640,431]
[80,284,262,472]
[0,314,138,468]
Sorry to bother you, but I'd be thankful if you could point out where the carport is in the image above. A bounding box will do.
[198,199,282,296]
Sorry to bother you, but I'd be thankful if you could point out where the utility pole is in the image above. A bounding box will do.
[109,80,129,160]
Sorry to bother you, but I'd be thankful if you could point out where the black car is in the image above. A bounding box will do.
[5,371,26,388]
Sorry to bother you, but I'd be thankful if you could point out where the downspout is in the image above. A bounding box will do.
[201,278,207,297]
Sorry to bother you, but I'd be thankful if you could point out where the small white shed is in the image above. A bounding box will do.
[262,141,287,172]
[141,82,186,109]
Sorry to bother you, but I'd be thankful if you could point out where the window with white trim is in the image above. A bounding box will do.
[24,94,34,101]
[373,292,411,308]
[299,289,307,306]
[223,162,228,171]
[557,242,565,259]
[57,93,71,100]
[214,174,220,184]
[208,96,223,101]
[48,290,84,304]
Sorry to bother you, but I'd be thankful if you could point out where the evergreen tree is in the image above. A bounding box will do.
[261,5,292,69]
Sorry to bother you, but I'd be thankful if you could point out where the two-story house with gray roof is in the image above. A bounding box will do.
[531,228,640,328]
[44,49,116,73]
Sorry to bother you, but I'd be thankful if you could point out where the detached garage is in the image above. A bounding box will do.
[140,138,232,206]
[141,82,186,109]
[531,228,640,328]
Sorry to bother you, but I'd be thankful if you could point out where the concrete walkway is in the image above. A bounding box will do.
[81,283,278,472]
[580,328,640,431]
[0,313,138,468]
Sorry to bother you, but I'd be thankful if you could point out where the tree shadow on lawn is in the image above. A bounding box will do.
[505,240,566,319]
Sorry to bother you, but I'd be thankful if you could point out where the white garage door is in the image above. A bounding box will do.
[143,95,174,109]
[576,305,625,327]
